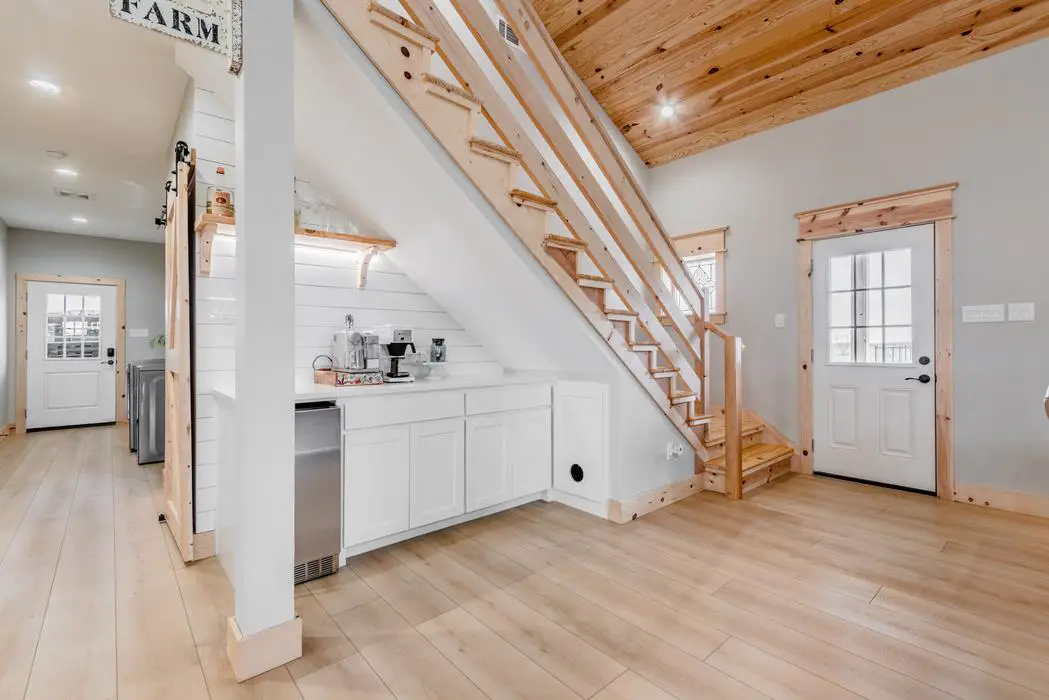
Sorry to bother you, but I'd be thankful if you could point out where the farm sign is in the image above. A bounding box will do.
[110,0,243,73]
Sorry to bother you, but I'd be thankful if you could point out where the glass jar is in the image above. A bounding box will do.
[429,338,447,363]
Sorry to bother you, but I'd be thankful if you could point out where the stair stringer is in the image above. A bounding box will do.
[308,0,706,451]
[293,0,699,501]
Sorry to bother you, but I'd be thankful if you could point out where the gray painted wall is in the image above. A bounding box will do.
[647,37,1049,496]
[7,229,165,419]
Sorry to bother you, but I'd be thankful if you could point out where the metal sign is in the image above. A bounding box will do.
[110,0,231,59]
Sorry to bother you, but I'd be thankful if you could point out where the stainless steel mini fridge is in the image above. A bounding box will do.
[128,359,165,464]
[294,401,342,584]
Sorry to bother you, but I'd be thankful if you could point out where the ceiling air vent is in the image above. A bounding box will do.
[55,188,90,201]
[498,17,523,51]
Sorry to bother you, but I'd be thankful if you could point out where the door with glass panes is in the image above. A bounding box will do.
[26,281,118,429]
[812,224,936,492]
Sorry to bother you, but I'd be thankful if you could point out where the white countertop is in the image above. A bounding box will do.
[211,371,560,403]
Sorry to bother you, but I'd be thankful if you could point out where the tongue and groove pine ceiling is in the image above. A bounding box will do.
[532,0,1049,166]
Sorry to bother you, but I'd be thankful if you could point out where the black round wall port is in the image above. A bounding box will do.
[570,464,584,482]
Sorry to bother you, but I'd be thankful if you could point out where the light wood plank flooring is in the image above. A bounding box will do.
[2,426,1049,699]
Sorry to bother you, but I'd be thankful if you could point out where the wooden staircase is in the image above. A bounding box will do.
[322,0,795,501]
[700,410,794,495]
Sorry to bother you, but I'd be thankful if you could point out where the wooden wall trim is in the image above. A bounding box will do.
[934,219,955,501]
[607,475,701,524]
[954,484,1049,520]
[797,183,957,240]
[15,273,127,434]
[796,240,814,475]
[795,184,954,495]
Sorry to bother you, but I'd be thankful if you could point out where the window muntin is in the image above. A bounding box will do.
[46,294,102,360]
[664,253,718,316]
[827,249,913,365]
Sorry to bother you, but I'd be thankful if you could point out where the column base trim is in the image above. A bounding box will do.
[607,475,701,524]
[226,615,302,682]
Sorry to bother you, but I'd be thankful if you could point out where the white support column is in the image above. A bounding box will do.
[226,0,300,682]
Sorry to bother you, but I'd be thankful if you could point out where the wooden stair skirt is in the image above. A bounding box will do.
[704,443,794,495]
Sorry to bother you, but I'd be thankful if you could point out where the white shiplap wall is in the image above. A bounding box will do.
[188,87,502,533]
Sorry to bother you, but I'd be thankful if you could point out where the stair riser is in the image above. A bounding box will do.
[545,248,579,279]
[653,376,673,396]
[703,432,766,462]
[464,153,514,195]
[632,350,656,370]
[580,285,606,308]
[704,457,791,495]
[420,86,478,145]
[508,205,549,247]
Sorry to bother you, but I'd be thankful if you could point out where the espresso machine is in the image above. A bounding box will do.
[375,326,416,383]
[330,315,383,385]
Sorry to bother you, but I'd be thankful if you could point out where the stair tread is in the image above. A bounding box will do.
[544,234,587,250]
[469,138,521,161]
[576,273,613,287]
[689,414,714,426]
[630,342,658,350]
[650,366,679,375]
[706,443,794,473]
[605,308,638,317]
[422,74,481,105]
[704,413,765,446]
[367,2,439,44]
[510,189,557,209]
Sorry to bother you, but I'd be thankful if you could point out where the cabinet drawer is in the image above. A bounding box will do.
[342,392,464,430]
[466,384,551,416]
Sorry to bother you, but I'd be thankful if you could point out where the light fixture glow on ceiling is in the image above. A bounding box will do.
[660,104,676,118]
[54,168,78,178]
[71,216,87,224]
[29,79,61,95]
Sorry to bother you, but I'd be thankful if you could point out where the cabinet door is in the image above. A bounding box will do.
[343,425,410,547]
[509,407,552,498]
[410,418,465,528]
[465,414,511,512]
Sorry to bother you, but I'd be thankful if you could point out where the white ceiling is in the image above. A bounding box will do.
[0,0,190,243]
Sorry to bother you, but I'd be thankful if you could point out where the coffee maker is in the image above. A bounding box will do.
[375,326,416,383]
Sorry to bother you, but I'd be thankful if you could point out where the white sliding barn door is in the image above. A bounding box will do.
[812,224,936,492]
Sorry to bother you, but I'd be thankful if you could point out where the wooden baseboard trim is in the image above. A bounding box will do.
[226,615,302,682]
[954,484,1049,519]
[193,531,216,561]
[0,422,14,438]
[607,475,701,524]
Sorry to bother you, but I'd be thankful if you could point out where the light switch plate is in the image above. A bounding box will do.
[962,305,1006,323]
[1008,302,1035,322]
[129,328,150,338]
[774,314,786,328]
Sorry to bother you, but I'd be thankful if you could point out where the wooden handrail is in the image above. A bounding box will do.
[494,0,710,325]
[452,0,706,370]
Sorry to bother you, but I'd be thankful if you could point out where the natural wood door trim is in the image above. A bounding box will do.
[796,185,954,499]
[796,183,957,240]
[15,273,127,434]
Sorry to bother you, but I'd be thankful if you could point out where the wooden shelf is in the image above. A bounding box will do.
[193,213,397,286]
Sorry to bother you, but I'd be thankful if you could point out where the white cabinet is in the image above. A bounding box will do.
[466,407,552,512]
[343,425,410,547]
[510,407,552,498]
[466,414,511,511]
[553,382,608,502]
[410,418,465,528]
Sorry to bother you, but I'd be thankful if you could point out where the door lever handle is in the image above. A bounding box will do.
[905,374,931,384]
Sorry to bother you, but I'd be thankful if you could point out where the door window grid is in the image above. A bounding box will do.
[828,249,913,365]
[46,294,102,360]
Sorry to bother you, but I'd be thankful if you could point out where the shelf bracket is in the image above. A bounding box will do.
[357,246,380,289]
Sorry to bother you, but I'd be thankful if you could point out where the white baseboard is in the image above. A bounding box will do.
[340,492,544,563]
[544,489,609,519]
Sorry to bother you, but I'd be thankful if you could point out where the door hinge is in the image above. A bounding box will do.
[810,440,815,454]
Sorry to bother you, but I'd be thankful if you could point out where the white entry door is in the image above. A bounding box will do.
[812,224,936,492]
[26,281,118,429]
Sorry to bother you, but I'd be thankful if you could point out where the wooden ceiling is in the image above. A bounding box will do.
[533,0,1049,166]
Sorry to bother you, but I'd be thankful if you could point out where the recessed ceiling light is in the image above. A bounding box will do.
[660,104,676,118]
[71,216,87,224]
[54,167,78,178]
[29,79,61,95]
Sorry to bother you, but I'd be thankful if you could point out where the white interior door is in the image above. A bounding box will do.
[812,225,936,492]
[26,281,118,429]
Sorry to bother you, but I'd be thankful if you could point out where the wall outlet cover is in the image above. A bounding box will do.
[774,313,786,328]
[1008,302,1035,322]
[961,305,1006,323]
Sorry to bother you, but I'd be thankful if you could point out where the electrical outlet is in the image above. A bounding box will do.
[666,441,685,460]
